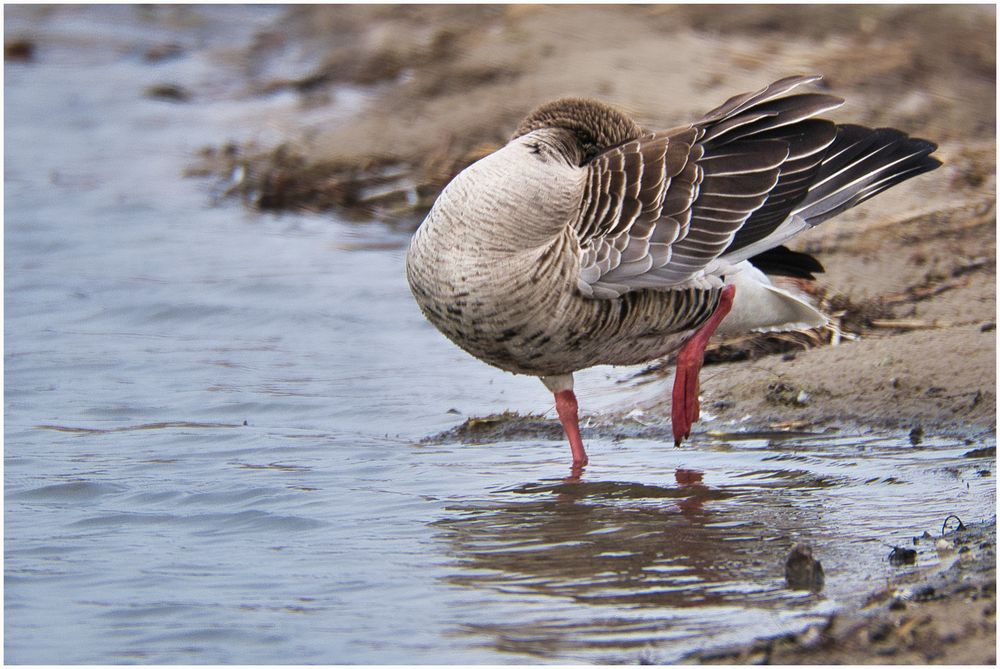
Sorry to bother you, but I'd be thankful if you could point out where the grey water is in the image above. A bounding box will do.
[4,5,995,664]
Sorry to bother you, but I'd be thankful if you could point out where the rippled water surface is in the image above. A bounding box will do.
[4,6,996,664]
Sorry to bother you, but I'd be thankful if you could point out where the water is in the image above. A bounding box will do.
[4,6,995,664]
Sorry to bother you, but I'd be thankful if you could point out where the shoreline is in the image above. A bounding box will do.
[191,6,995,664]
[684,516,996,665]
[5,4,994,664]
[193,5,996,442]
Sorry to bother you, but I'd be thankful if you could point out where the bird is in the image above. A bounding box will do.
[405,75,940,471]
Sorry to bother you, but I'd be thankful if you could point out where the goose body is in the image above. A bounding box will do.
[406,75,940,470]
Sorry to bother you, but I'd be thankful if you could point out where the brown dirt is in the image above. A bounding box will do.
[191,4,997,664]
[197,4,995,223]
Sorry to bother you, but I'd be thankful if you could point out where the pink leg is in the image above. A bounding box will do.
[672,284,736,446]
[554,389,588,468]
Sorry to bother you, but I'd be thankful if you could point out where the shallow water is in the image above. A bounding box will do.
[4,6,996,664]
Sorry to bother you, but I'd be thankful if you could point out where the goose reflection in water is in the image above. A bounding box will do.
[431,467,826,659]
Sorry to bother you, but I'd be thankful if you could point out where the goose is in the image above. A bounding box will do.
[405,75,940,470]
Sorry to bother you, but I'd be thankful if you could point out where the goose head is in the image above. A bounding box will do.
[511,97,645,165]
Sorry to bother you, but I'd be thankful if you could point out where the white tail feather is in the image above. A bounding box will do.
[715,262,826,338]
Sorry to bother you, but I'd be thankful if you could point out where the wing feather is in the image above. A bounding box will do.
[700,74,824,123]
[572,74,936,299]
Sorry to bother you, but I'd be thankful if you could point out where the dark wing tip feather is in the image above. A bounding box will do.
[900,136,939,159]
[795,127,942,226]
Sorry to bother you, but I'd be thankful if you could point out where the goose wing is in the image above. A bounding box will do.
[575,75,843,298]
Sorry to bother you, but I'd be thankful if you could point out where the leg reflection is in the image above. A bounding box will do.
[675,468,707,515]
[563,462,586,484]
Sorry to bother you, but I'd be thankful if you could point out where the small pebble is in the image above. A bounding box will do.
[5,38,35,61]
[980,321,995,332]
[970,389,983,408]
[888,545,917,565]
[144,83,191,102]
[798,624,823,648]
[144,42,183,63]
[935,538,955,554]
[785,543,824,592]
[868,619,893,642]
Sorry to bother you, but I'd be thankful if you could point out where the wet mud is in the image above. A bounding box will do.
[429,411,677,445]
[685,517,996,665]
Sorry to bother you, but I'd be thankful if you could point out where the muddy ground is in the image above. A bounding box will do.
[169,4,996,663]
[685,516,996,665]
